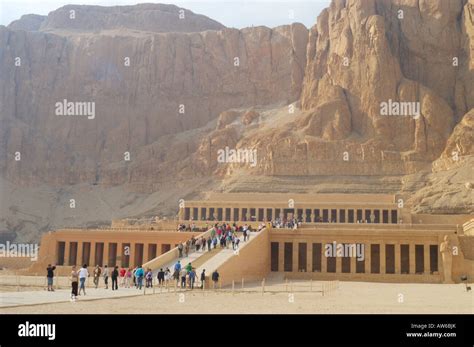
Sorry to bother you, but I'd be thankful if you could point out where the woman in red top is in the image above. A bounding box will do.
[119,267,126,287]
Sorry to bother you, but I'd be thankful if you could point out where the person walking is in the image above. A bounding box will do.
[78,264,89,296]
[132,266,138,287]
[119,267,126,287]
[180,268,187,289]
[184,241,190,257]
[185,262,192,273]
[207,237,212,252]
[111,265,119,290]
[93,265,102,289]
[174,260,181,273]
[189,268,196,289]
[157,268,165,286]
[125,268,132,288]
[178,243,183,258]
[200,269,206,289]
[145,268,153,288]
[46,264,56,292]
[103,265,109,289]
[164,268,171,287]
[70,265,78,299]
[211,270,219,289]
[135,266,145,290]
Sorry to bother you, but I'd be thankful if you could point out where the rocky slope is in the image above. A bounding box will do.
[0,1,472,242]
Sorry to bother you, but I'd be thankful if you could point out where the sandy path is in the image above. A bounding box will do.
[0,281,472,314]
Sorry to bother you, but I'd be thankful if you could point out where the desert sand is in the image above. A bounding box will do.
[0,279,472,314]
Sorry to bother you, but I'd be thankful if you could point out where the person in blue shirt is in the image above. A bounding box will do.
[135,265,145,290]
[188,268,196,289]
[174,261,181,272]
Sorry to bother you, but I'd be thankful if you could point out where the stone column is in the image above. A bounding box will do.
[336,251,342,273]
[129,243,136,267]
[344,209,348,223]
[116,243,122,268]
[198,207,202,221]
[321,242,327,273]
[293,242,298,272]
[64,241,70,266]
[366,243,371,274]
[263,208,268,222]
[423,243,430,275]
[350,251,357,274]
[77,242,83,266]
[394,242,401,274]
[409,243,416,274]
[307,242,313,273]
[90,242,96,267]
[380,242,386,274]
[336,209,340,223]
[143,244,149,264]
[278,242,284,272]
[388,210,392,224]
[103,242,110,267]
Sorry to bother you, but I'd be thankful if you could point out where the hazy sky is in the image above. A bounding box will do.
[0,0,330,29]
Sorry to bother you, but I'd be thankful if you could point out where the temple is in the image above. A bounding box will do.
[29,193,474,285]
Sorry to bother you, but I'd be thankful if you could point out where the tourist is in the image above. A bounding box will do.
[93,265,102,289]
[78,264,89,296]
[185,241,190,257]
[200,269,206,289]
[135,265,145,290]
[185,262,192,273]
[174,260,181,273]
[125,268,132,288]
[70,265,78,299]
[157,268,165,286]
[164,268,171,287]
[189,268,196,289]
[234,237,240,250]
[207,237,212,252]
[202,237,207,251]
[111,265,119,290]
[178,243,183,258]
[103,265,109,289]
[211,270,219,289]
[46,264,56,292]
[119,267,126,287]
[180,268,187,288]
[132,266,137,286]
[145,268,153,288]
[173,267,180,285]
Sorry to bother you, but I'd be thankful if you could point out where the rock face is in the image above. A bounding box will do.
[7,14,46,31]
[196,0,473,180]
[0,1,473,241]
[39,4,225,33]
[0,6,308,188]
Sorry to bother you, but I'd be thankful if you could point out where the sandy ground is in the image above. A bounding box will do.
[0,280,472,314]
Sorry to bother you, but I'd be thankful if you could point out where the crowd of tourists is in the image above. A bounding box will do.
[45,222,266,299]
[45,262,222,300]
